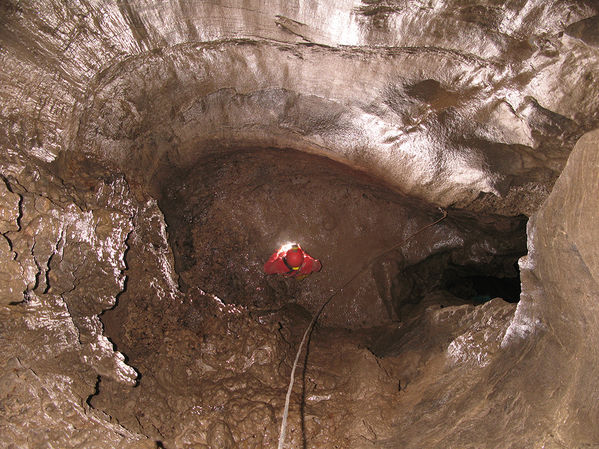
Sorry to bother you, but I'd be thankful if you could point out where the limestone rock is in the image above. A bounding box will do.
[1,1,599,448]
[2,0,599,215]
[0,158,147,447]
[510,128,599,445]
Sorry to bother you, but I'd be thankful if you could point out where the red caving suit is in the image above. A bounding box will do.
[264,245,322,279]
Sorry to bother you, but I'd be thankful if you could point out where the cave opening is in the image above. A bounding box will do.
[444,269,522,304]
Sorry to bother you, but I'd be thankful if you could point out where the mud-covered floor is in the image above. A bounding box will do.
[95,148,527,448]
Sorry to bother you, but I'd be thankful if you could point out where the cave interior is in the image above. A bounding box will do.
[1,1,599,448]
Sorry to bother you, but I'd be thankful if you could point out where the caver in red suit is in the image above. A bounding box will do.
[264,243,322,279]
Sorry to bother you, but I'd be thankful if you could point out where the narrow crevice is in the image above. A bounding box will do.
[86,375,101,407]
[43,249,56,294]
[1,233,14,254]
[30,240,43,292]
[59,280,83,344]
[101,225,132,316]
[0,175,23,231]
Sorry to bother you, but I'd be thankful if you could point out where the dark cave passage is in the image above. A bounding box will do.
[444,271,522,304]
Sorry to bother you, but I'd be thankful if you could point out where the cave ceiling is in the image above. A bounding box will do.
[2,0,599,215]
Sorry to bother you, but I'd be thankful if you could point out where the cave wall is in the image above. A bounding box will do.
[0,156,155,447]
[1,1,599,448]
[509,129,599,444]
[2,0,599,214]
[374,126,599,449]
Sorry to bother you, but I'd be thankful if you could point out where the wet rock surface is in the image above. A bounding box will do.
[3,0,599,215]
[0,155,153,448]
[1,1,599,448]
[515,129,599,445]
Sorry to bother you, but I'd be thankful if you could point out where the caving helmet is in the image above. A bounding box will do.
[284,246,304,270]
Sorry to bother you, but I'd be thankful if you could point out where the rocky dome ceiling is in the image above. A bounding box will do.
[3,0,599,213]
[1,1,599,448]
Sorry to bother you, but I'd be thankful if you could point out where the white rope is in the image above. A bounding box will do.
[276,307,320,449]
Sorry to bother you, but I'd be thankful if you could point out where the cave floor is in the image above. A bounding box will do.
[97,281,516,448]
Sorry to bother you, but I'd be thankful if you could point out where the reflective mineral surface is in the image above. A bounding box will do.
[1,1,599,448]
